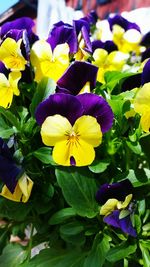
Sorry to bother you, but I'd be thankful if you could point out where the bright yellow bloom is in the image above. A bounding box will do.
[92,48,128,83]
[0,72,21,108]
[41,114,102,166]
[30,40,69,82]
[100,194,132,216]
[0,173,33,203]
[74,33,90,61]
[0,38,27,71]
[112,25,142,54]
[134,82,150,132]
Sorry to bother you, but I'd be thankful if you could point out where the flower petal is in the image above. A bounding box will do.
[73,115,102,147]
[96,179,133,205]
[57,61,98,95]
[134,82,150,114]
[141,59,150,85]
[41,115,72,146]
[53,138,95,166]
[77,93,114,133]
[35,93,84,125]
[108,14,141,32]
[0,73,13,108]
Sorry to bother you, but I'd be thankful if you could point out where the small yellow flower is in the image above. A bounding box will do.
[0,173,33,203]
[41,114,102,166]
[0,71,21,108]
[31,40,69,82]
[0,38,27,71]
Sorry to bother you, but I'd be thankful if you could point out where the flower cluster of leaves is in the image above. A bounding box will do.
[0,12,150,267]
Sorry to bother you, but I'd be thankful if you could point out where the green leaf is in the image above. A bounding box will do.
[55,167,99,218]
[140,134,150,161]
[84,234,110,267]
[23,248,85,267]
[0,107,20,130]
[89,159,110,173]
[49,207,76,225]
[0,128,15,138]
[106,241,137,262]
[126,141,142,155]
[33,147,57,165]
[30,78,56,117]
[60,222,85,245]
[0,244,27,267]
[139,242,150,267]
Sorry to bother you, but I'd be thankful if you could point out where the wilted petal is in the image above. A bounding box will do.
[77,93,114,133]
[57,61,98,95]
[35,93,84,125]
[96,179,133,204]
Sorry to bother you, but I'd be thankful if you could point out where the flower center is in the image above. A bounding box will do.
[68,131,79,143]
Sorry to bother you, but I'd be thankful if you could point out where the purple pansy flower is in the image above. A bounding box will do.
[0,138,22,193]
[141,58,150,85]
[35,93,113,133]
[47,21,77,54]
[57,61,98,95]
[96,179,136,237]
[108,14,141,32]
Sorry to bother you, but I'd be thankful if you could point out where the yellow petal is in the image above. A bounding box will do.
[52,138,96,166]
[41,115,72,146]
[140,112,150,132]
[0,73,13,108]
[31,40,52,61]
[117,194,132,209]
[73,115,102,147]
[53,43,69,63]
[92,48,108,67]
[134,83,150,114]
[0,174,33,203]
[100,198,118,216]
[9,71,21,96]
[107,51,128,70]
[124,29,141,44]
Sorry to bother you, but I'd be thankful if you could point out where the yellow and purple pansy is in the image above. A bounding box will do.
[0,138,33,202]
[96,179,136,237]
[35,93,113,166]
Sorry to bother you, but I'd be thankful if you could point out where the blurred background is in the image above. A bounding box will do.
[0,0,150,38]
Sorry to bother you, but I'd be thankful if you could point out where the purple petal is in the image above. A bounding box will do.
[104,210,120,228]
[35,93,84,126]
[0,61,9,77]
[0,138,21,193]
[81,26,92,53]
[108,14,141,32]
[57,61,98,95]
[77,93,114,133]
[141,59,150,85]
[141,48,150,62]
[119,215,137,237]
[122,73,141,91]
[82,10,98,25]
[141,31,150,47]
[47,21,77,54]
[73,19,90,35]
[0,17,38,44]
[104,210,137,237]
[96,179,133,204]
[92,40,118,53]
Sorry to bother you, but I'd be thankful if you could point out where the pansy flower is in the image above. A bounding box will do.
[30,40,69,82]
[96,179,136,237]
[0,37,27,71]
[0,138,33,202]
[108,15,142,54]
[35,93,113,166]
[57,61,98,95]
[0,61,21,108]
[92,48,128,83]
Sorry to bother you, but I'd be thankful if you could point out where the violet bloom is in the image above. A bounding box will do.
[47,21,78,54]
[57,61,98,95]
[35,93,113,166]
[92,40,118,53]
[0,138,21,193]
[108,14,141,32]
[96,179,137,237]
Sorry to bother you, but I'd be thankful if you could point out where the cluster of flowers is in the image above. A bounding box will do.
[0,11,150,238]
